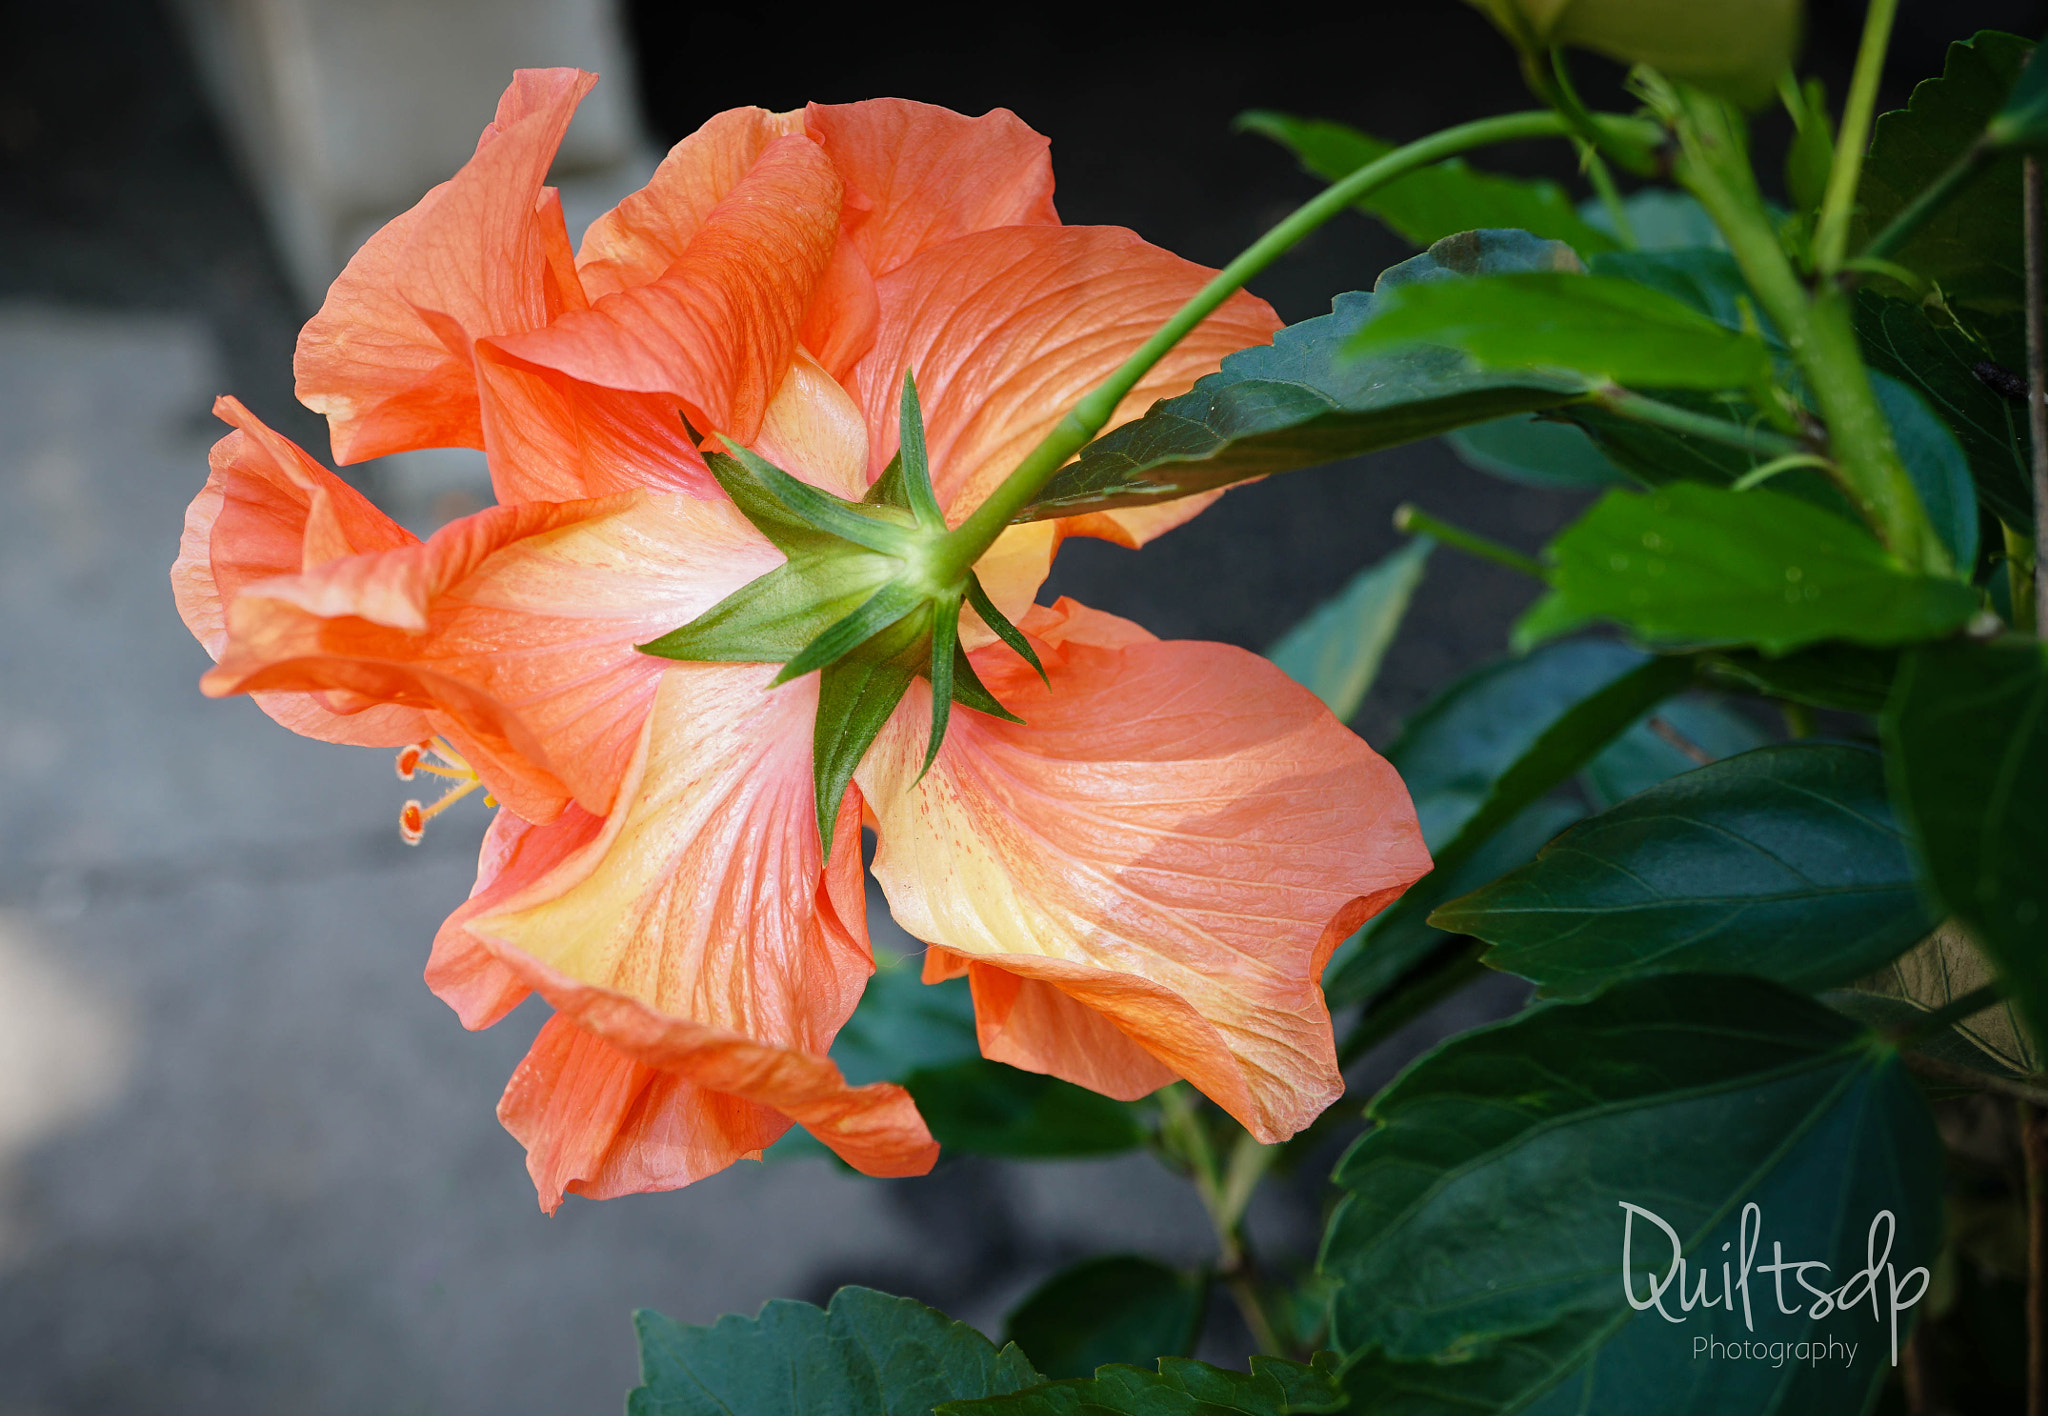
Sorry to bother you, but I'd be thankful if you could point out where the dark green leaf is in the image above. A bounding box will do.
[1445,413,1632,490]
[1437,742,1937,995]
[1863,918,2040,1076]
[1328,798,1583,1012]
[940,1354,1344,1416]
[1325,641,1688,1009]
[1003,1257,1207,1379]
[1702,643,1901,712]
[1824,989,2028,1084]
[1871,371,1980,568]
[1019,233,1588,523]
[1854,288,2033,527]
[1884,638,2048,1038]
[628,1286,1041,1416]
[1323,976,1942,1415]
[1265,536,1433,721]
[1516,484,1981,654]
[1348,273,1774,391]
[1852,30,2036,310]
[831,963,981,1085]
[904,1060,1146,1159]
[1988,26,2048,147]
[1237,111,1620,254]
[1579,693,1769,809]
[814,656,917,855]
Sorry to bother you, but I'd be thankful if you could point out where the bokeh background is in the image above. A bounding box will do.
[0,1,2040,1410]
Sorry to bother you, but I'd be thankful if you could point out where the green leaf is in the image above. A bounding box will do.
[1325,641,1688,1009]
[1579,692,1769,809]
[813,655,917,855]
[1003,1257,1207,1379]
[826,963,1146,1160]
[1516,484,1981,655]
[1444,413,1632,490]
[1884,638,2048,1039]
[903,1059,1146,1159]
[1870,371,1980,569]
[1237,111,1620,254]
[1579,189,1727,251]
[1855,288,2033,527]
[776,579,927,685]
[1702,643,1902,712]
[1585,247,1774,341]
[1019,232,1589,523]
[939,1354,1344,1416]
[1323,975,1942,1414]
[1265,536,1433,721]
[704,448,846,557]
[1349,272,1775,391]
[628,1286,1042,1416]
[1784,76,1836,216]
[1989,27,2048,147]
[1436,743,1938,996]
[1851,30,2036,311]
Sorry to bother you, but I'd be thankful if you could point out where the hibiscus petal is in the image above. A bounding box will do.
[172,397,431,747]
[805,100,1059,277]
[473,345,715,502]
[851,226,1281,545]
[490,134,842,444]
[295,68,596,466]
[470,665,938,1183]
[427,804,607,1030]
[201,491,780,820]
[859,598,1431,1143]
[575,106,807,299]
[500,1014,791,1213]
[752,347,870,500]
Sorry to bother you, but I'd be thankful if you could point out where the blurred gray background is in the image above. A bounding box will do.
[0,0,2039,1411]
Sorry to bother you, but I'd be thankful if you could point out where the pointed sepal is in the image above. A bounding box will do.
[773,579,927,686]
[918,595,959,781]
[896,371,946,531]
[964,571,1048,685]
[715,439,913,554]
[637,555,894,663]
[813,656,916,857]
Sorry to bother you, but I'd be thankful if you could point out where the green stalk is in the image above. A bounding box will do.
[1591,387,1807,460]
[1393,504,1545,580]
[1813,0,1901,275]
[1667,86,1946,573]
[930,108,1656,580]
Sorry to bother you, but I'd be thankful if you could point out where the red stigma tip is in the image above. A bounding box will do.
[399,800,425,845]
[395,743,427,780]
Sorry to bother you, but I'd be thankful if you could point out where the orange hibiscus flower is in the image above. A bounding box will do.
[173,70,1430,1210]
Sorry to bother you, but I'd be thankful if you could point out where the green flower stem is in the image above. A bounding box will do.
[928,108,1658,582]
[1591,386,1807,460]
[1812,0,1901,275]
[1393,503,1545,581]
[1857,141,1994,268]
[1895,979,2008,1047]
[1669,86,1947,574]
[2027,154,2048,636]
[1157,1085,1287,1356]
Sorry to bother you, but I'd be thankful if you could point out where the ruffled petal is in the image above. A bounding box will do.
[473,345,715,501]
[859,598,1431,1143]
[575,106,807,299]
[470,665,938,1186]
[489,134,842,445]
[426,804,605,1031]
[805,100,1058,277]
[851,225,1281,542]
[295,68,596,466]
[500,1014,791,1212]
[172,397,430,746]
[201,491,780,820]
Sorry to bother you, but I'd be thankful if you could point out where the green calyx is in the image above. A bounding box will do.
[638,372,1046,855]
